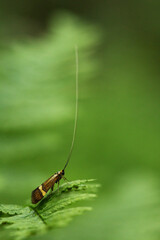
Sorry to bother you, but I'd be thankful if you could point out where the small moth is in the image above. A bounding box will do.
[31,47,79,204]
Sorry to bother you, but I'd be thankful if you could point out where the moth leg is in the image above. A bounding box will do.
[63,176,69,182]
[57,181,60,193]
[51,184,54,191]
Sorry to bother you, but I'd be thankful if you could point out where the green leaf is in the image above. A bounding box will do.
[0,179,99,240]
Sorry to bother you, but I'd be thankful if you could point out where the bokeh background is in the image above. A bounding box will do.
[0,1,160,240]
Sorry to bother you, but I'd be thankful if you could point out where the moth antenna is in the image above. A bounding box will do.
[63,46,78,170]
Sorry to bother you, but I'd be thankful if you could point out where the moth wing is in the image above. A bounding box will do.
[31,187,43,204]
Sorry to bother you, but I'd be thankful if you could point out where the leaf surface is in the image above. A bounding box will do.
[0,179,99,240]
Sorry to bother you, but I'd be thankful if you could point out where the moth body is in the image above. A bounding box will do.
[31,170,64,204]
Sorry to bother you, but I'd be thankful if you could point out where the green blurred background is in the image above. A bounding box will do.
[0,1,160,240]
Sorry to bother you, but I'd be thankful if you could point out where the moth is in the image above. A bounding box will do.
[31,47,79,204]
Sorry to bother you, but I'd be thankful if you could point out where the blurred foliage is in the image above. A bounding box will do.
[0,180,99,240]
[0,1,160,240]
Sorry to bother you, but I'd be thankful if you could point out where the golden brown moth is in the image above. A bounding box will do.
[31,47,78,204]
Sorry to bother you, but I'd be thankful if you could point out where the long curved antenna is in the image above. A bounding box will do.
[63,46,78,170]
